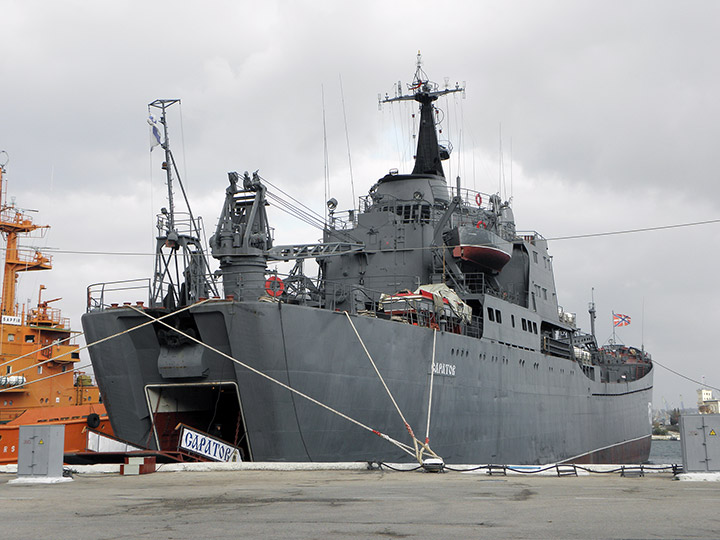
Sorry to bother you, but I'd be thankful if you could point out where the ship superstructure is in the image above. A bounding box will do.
[82,58,653,464]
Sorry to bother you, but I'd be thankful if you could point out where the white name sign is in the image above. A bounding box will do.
[1,315,21,326]
[179,425,241,462]
[431,363,456,377]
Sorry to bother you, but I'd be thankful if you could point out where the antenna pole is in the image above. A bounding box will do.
[147,99,217,309]
[150,99,181,232]
[588,287,596,339]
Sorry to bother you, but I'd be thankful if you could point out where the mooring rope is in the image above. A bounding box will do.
[0,300,211,393]
[415,329,441,463]
[0,328,77,372]
[129,305,417,457]
[344,311,441,464]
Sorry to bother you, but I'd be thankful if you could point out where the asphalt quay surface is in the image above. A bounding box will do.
[1,468,719,539]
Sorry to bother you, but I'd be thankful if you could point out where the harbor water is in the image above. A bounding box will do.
[648,438,682,464]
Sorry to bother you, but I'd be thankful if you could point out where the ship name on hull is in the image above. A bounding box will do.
[432,363,456,377]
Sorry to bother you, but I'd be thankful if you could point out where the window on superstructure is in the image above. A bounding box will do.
[495,310,502,324]
[533,251,538,263]
[487,307,495,322]
[522,319,527,331]
[7,334,14,342]
[533,322,538,334]
[25,335,35,343]
[511,314,515,328]
[396,203,431,224]
[38,366,42,374]
[5,366,10,374]
[542,288,547,300]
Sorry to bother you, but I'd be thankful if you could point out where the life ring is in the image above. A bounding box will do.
[475,193,482,206]
[476,220,486,229]
[265,276,285,297]
[87,413,100,429]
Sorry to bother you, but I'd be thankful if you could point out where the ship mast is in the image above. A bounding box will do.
[588,287,597,339]
[380,52,464,178]
[148,100,218,309]
[0,152,51,318]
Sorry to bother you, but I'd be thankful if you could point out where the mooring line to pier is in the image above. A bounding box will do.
[0,300,212,394]
[0,329,78,373]
[128,305,417,457]
[425,329,437,445]
[344,312,441,463]
[344,312,414,436]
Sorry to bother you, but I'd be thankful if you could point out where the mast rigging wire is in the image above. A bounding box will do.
[339,75,356,206]
[322,85,330,223]
[652,359,720,395]
[42,217,720,257]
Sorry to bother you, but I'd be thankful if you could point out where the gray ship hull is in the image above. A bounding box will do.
[82,300,653,464]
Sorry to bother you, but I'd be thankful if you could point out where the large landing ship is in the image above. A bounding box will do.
[82,60,652,464]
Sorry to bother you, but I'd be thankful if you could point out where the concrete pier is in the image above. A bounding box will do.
[1,467,719,539]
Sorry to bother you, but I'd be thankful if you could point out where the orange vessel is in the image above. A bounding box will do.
[0,153,111,463]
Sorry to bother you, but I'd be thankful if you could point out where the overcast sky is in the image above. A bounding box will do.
[2,0,719,410]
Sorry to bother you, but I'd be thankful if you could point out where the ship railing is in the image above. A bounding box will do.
[0,207,37,228]
[12,247,52,267]
[269,271,484,337]
[452,187,494,210]
[326,209,358,230]
[27,306,70,329]
[355,195,441,226]
[455,271,523,305]
[515,230,547,247]
[325,186,515,231]
[155,211,200,239]
[86,278,151,312]
[357,187,495,212]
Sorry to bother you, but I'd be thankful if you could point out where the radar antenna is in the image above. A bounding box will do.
[379,52,465,178]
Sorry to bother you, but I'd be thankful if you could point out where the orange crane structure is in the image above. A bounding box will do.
[0,153,111,463]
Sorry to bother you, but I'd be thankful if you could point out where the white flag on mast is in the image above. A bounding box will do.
[148,114,162,151]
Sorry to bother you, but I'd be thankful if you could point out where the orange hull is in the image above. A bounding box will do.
[0,404,112,464]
